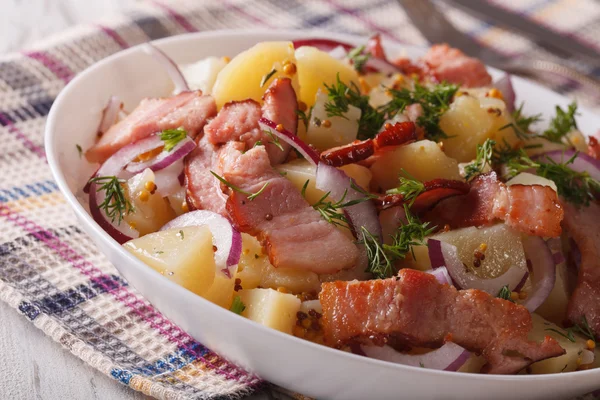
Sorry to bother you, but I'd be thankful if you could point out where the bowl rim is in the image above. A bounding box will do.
[44,27,600,383]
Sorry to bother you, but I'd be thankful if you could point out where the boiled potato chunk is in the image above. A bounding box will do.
[305,90,361,150]
[124,169,176,235]
[236,233,321,294]
[238,288,301,334]
[529,314,599,373]
[370,140,461,190]
[440,94,519,162]
[181,56,228,94]
[295,46,359,107]
[212,41,299,109]
[339,164,372,191]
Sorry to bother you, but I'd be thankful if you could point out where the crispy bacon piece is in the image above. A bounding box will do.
[588,136,600,160]
[564,201,600,338]
[221,143,359,273]
[376,179,470,213]
[320,121,416,167]
[204,78,297,164]
[421,44,492,88]
[183,136,235,216]
[320,269,565,374]
[366,34,386,59]
[86,91,216,163]
[424,172,564,237]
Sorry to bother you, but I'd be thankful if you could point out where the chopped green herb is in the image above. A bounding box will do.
[386,171,425,206]
[301,179,310,198]
[154,250,164,255]
[253,140,263,148]
[541,102,578,144]
[501,102,543,140]
[230,296,246,315]
[159,127,187,151]
[380,82,459,142]
[507,151,600,206]
[347,45,371,73]
[263,129,284,152]
[88,176,134,224]
[76,144,83,158]
[210,171,270,201]
[178,230,184,240]
[419,362,425,368]
[497,285,514,303]
[296,107,313,127]
[311,188,374,229]
[464,139,496,181]
[324,74,386,140]
[545,327,576,343]
[260,68,277,87]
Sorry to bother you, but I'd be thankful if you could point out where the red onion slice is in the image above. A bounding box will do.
[494,74,516,113]
[258,117,320,166]
[126,136,195,174]
[362,343,470,371]
[88,180,138,244]
[293,38,354,52]
[428,239,528,295]
[328,45,347,60]
[546,237,565,265]
[521,236,556,312]
[538,150,600,182]
[426,267,453,286]
[141,43,189,94]
[315,162,382,240]
[160,210,242,277]
[97,95,122,135]
[154,159,185,197]
[364,57,399,75]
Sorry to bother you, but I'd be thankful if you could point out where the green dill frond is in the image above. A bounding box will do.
[159,127,188,151]
[88,176,134,224]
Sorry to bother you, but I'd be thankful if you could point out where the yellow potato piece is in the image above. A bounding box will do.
[238,288,301,334]
[211,41,300,109]
[370,140,461,190]
[295,46,359,107]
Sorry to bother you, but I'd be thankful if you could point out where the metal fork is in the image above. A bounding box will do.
[397,0,600,92]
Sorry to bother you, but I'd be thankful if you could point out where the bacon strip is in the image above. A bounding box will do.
[424,172,564,237]
[564,201,600,338]
[320,269,565,374]
[320,121,416,167]
[221,143,359,273]
[588,136,600,160]
[375,179,470,213]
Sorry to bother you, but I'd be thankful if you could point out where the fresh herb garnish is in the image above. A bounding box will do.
[507,151,600,206]
[541,102,578,144]
[263,130,284,152]
[501,102,543,140]
[88,176,134,224]
[296,107,313,127]
[178,230,184,240]
[545,317,596,344]
[260,68,277,87]
[76,144,83,158]
[211,171,269,201]
[362,205,435,279]
[307,181,375,228]
[347,45,370,73]
[324,74,386,140]
[464,139,496,181]
[497,285,514,303]
[380,82,458,142]
[386,171,425,206]
[230,296,246,315]
[159,127,187,151]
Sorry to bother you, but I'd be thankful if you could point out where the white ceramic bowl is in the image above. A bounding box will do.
[46,29,600,400]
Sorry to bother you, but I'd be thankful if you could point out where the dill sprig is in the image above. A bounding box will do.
[507,150,600,206]
[379,82,458,142]
[260,68,277,87]
[464,139,496,181]
[88,176,134,224]
[497,285,514,303]
[263,129,284,152]
[541,102,578,144]
[347,45,371,73]
[386,171,425,206]
[296,107,313,127]
[76,144,83,158]
[362,205,435,279]
[211,171,269,201]
[501,102,543,140]
[546,316,596,344]
[230,296,246,315]
[323,74,386,140]
[159,127,187,151]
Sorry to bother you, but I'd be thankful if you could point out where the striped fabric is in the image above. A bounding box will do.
[0,1,598,399]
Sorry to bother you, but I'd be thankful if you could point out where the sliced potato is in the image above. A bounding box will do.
[370,140,461,190]
[306,90,361,150]
[339,164,372,191]
[238,288,301,334]
[211,41,299,109]
[124,169,176,235]
[440,94,519,162]
[295,46,359,107]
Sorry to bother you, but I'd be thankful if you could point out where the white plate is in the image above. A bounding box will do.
[45,29,600,400]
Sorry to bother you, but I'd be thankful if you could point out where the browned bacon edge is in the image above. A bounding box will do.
[320,121,416,167]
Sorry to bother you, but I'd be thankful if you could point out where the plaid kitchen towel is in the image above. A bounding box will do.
[0,0,599,399]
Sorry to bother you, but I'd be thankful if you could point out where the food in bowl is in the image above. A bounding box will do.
[81,35,600,375]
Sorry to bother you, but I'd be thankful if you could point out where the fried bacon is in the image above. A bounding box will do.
[375,179,470,213]
[320,269,565,374]
[320,121,417,167]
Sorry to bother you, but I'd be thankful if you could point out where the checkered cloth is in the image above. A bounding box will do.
[0,1,599,399]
